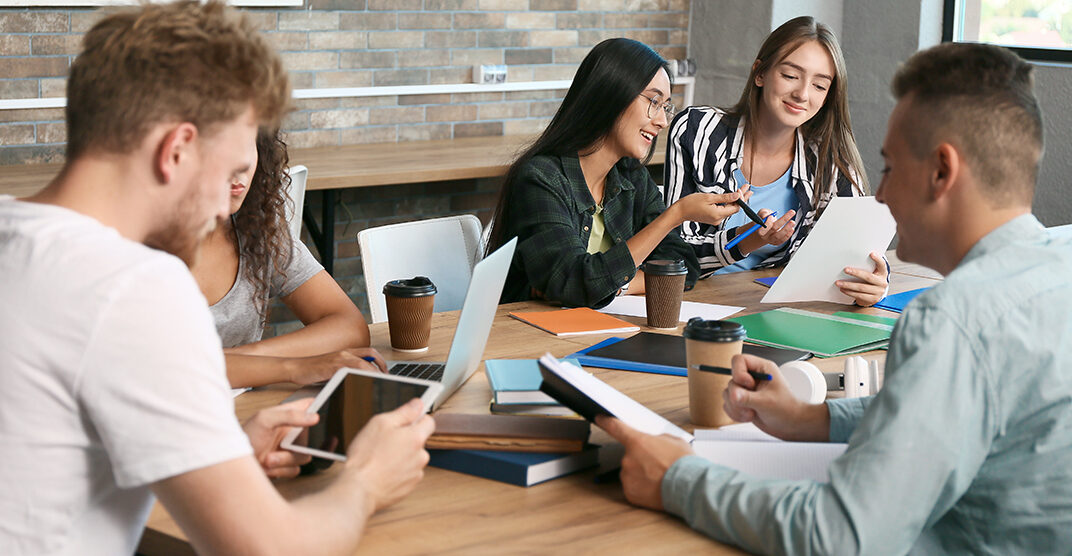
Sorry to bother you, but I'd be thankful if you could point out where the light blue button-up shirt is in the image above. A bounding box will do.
[662,214,1072,554]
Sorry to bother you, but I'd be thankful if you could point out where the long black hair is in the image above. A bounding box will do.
[485,38,671,254]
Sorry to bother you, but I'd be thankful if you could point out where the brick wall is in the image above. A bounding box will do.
[0,0,689,330]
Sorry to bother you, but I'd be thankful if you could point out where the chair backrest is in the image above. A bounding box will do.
[359,214,485,323]
[284,165,308,241]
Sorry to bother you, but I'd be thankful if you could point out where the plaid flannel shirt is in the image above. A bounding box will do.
[500,154,698,309]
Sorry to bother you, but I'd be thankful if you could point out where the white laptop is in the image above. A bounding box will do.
[385,237,516,410]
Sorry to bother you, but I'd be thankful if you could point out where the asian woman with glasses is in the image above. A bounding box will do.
[664,16,888,306]
[485,38,748,309]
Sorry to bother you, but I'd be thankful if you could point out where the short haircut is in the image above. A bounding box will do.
[65,0,289,160]
[891,42,1042,206]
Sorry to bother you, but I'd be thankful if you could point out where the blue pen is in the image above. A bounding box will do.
[725,211,778,251]
[362,356,377,363]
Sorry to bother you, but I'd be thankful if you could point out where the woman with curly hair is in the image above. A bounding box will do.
[190,128,384,388]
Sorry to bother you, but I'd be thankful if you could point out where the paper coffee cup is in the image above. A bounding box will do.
[683,318,745,427]
[383,276,437,352]
[641,259,688,329]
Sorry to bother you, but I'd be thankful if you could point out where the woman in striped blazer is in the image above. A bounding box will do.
[664,16,888,306]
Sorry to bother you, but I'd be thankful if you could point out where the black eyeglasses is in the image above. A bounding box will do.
[638,93,675,119]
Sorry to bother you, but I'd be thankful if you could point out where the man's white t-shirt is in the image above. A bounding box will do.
[0,197,252,555]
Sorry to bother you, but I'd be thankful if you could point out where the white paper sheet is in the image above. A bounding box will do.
[694,422,779,442]
[598,295,743,322]
[231,388,250,398]
[692,438,847,481]
[762,196,896,304]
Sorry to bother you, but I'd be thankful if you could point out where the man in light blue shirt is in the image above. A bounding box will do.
[599,42,1072,554]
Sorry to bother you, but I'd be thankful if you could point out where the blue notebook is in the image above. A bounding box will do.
[485,358,580,404]
[874,287,930,314]
[754,276,778,287]
[570,332,810,376]
[428,445,599,487]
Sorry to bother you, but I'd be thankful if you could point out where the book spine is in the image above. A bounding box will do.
[428,450,527,486]
[426,436,583,453]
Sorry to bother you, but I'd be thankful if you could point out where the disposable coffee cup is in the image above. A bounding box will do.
[683,318,746,427]
[383,276,437,353]
[641,259,688,329]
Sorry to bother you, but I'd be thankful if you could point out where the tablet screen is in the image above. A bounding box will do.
[289,370,436,459]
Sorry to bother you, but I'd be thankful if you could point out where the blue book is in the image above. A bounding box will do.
[485,358,579,404]
[428,445,599,487]
[754,276,778,287]
[874,287,930,313]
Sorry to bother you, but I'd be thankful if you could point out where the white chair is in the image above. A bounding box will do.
[359,214,485,323]
[284,165,308,241]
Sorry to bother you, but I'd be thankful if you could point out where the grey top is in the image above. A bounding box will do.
[661,214,1072,554]
[210,234,323,348]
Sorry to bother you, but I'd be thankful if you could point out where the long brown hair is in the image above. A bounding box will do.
[233,127,292,319]
[728,16,868,203]
[486,38,670,254]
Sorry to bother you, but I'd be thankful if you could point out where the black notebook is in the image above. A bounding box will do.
[571,332,811,377]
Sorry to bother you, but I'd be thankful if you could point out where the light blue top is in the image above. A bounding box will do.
[662,214,1072,554]
[713,167,798,274]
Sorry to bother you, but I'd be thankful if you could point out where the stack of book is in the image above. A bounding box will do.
[426,413,598,487]
[485,358,583,418]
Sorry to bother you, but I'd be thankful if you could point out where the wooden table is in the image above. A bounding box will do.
[138,258,939,555]
[0,134,668,274]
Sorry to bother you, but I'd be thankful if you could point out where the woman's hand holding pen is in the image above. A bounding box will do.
[671,184,752,226]
[721,353,830,442]
[283,347,388,385]
[734,209,796,254]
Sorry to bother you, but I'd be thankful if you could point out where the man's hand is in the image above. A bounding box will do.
[344,398,435,514]
[596,416,693,511]
[242,398,317,479]
[284,348,388,385]
[837,251,889,307]
[722,353,830,442]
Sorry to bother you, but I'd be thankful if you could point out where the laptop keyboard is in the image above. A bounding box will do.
[389,362,445,382]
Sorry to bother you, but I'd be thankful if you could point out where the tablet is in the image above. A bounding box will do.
[536,354,693,443]
[280,367,442,462]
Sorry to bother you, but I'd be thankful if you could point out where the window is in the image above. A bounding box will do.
[943,0,1072,62]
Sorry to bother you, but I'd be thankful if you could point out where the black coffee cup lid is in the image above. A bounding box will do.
[383,276,437,297]
[682,317,746,342]
[641,259,688,276]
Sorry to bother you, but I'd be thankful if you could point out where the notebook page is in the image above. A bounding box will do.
[692,439,847,481]
[597,295,743,321]
[694,422,779,442]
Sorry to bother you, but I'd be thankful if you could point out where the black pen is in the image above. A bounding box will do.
[736,199,769,228]
[690,364,772,382]
[715,185,768,228]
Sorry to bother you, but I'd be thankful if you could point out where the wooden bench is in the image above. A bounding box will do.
[0,134,668,273]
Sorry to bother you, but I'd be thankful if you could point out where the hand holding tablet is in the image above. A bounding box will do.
[281,368,442,462]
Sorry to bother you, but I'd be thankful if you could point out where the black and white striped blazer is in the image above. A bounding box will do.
[664,106,864,277]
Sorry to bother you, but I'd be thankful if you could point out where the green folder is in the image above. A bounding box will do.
[729,308,894,358]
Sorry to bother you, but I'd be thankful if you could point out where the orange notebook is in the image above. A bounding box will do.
[509,307,640,337]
